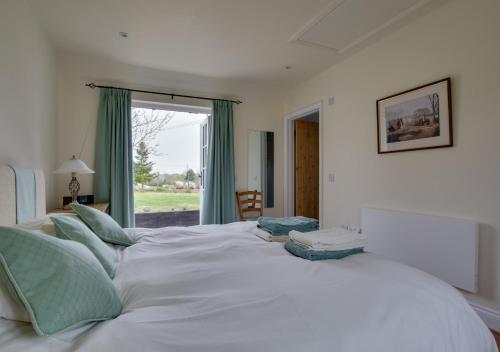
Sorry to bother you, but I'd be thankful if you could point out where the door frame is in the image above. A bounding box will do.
[284,101,323,227]
[199,116,209,222]
[131,99,212,225]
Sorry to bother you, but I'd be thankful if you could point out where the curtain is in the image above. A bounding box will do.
[201,100,236,224]
[94,88,135,227]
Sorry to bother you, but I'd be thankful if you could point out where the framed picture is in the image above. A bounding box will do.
[376,78,452,154]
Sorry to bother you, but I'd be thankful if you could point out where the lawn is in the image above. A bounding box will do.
[134,190,200,213]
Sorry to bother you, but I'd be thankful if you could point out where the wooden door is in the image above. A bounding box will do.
[294,120,319,219]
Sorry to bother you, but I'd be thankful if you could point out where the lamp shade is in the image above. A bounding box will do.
[54,156,94,175]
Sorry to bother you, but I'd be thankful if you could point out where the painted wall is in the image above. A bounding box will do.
[0,0,57,209]
[284,0,500,310]
[56,52,286,217]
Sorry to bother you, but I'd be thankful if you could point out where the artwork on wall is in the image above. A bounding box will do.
[376,78,452,154]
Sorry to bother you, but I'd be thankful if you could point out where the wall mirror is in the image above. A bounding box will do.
[247,130,274,208]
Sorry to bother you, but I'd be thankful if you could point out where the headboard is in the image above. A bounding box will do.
[0,165,46,225]
[362,207,478,293]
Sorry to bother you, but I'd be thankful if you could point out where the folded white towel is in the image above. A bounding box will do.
[289,227,367,251]
[253,228,289,243]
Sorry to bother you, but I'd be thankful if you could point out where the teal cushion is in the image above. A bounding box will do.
[284,240,364,261]
[71,204,134,246]
[51,216,118,278]
[0,226,122,336]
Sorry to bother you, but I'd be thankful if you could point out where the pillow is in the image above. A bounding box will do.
[0,270,30,322]
[0,226,122,336]
[14,214,86,236]
[71,204,134,246]
[51,216,118,278]
[15,217,56,236]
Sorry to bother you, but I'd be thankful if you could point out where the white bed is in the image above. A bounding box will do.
[0,166,496,351]
[0,221,496,352]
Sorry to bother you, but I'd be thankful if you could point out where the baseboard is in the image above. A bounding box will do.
[469,301,500,332]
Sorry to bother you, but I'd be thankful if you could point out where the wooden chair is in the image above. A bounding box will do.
[236,191,263,221]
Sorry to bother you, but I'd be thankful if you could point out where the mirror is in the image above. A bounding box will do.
[247,130,274,208]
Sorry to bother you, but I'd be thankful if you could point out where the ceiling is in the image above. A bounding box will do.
[27,0,441,87]
[293,0,423,52]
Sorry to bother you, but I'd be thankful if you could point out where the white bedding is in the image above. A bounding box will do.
[0,221,496,352]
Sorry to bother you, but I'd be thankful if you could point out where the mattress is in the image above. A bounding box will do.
[0,221,496,352]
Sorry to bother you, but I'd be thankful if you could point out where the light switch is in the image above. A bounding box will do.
[328,173,335,183]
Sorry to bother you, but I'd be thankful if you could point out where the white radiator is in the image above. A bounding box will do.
[362,207,478,293]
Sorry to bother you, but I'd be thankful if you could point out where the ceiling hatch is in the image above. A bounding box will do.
[290,0,426,52]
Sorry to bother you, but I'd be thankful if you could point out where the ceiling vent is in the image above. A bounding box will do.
[290,0,428,53]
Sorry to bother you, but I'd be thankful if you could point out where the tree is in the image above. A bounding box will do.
[184,168,199,188]
[134,142,157,188]
[427,93,439,123]
[184,168,196,188]
[132,108,175,154]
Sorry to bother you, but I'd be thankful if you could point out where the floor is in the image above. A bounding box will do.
[135,210,200,228]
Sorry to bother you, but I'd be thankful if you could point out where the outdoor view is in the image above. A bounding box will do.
[132,107,207,214]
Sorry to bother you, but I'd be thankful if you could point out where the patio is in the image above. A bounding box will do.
[135,210,200,228]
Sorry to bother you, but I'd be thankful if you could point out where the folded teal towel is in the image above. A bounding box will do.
[257,216,319,235]
[284,241,363,261]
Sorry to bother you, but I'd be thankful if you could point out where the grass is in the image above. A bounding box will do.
[134,190,200,213]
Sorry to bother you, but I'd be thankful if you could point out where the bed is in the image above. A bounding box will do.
[0,167,497,351]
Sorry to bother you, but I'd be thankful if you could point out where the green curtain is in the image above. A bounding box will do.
[201,100,236,224]
[94,88,135,227]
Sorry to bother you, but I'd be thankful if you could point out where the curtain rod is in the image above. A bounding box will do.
[85,83,243,104]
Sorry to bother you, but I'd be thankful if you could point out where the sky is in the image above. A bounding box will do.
[385,94,434,121]
[134,109,207,174]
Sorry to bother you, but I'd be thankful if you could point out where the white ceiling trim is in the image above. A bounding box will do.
[289,0,432,54]
[288,0,345,52]
[336,0,432,54]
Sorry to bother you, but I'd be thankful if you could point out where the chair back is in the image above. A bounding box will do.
[236,191,263,221]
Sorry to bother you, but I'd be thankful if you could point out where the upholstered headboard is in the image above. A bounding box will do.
[0,165,46,225]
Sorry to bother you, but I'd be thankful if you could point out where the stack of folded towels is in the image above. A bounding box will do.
[253,216,319,242]
[285,226,367,260]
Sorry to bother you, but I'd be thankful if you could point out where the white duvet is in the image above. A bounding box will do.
[0,221,496,352]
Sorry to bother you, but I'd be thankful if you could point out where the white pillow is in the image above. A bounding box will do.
[0,273,30,322]
[15,217,56,236]
[15,214,85,236]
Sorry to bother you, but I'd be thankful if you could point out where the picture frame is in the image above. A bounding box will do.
[376,78,452,154]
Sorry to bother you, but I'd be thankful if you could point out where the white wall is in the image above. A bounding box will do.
[0,0,57,209]
[56,52,286,216]
[285,0,500,310]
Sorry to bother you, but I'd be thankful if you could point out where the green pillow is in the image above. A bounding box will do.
[51,216,118,278]
[71,204,134,246]
[0,226,122,336]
